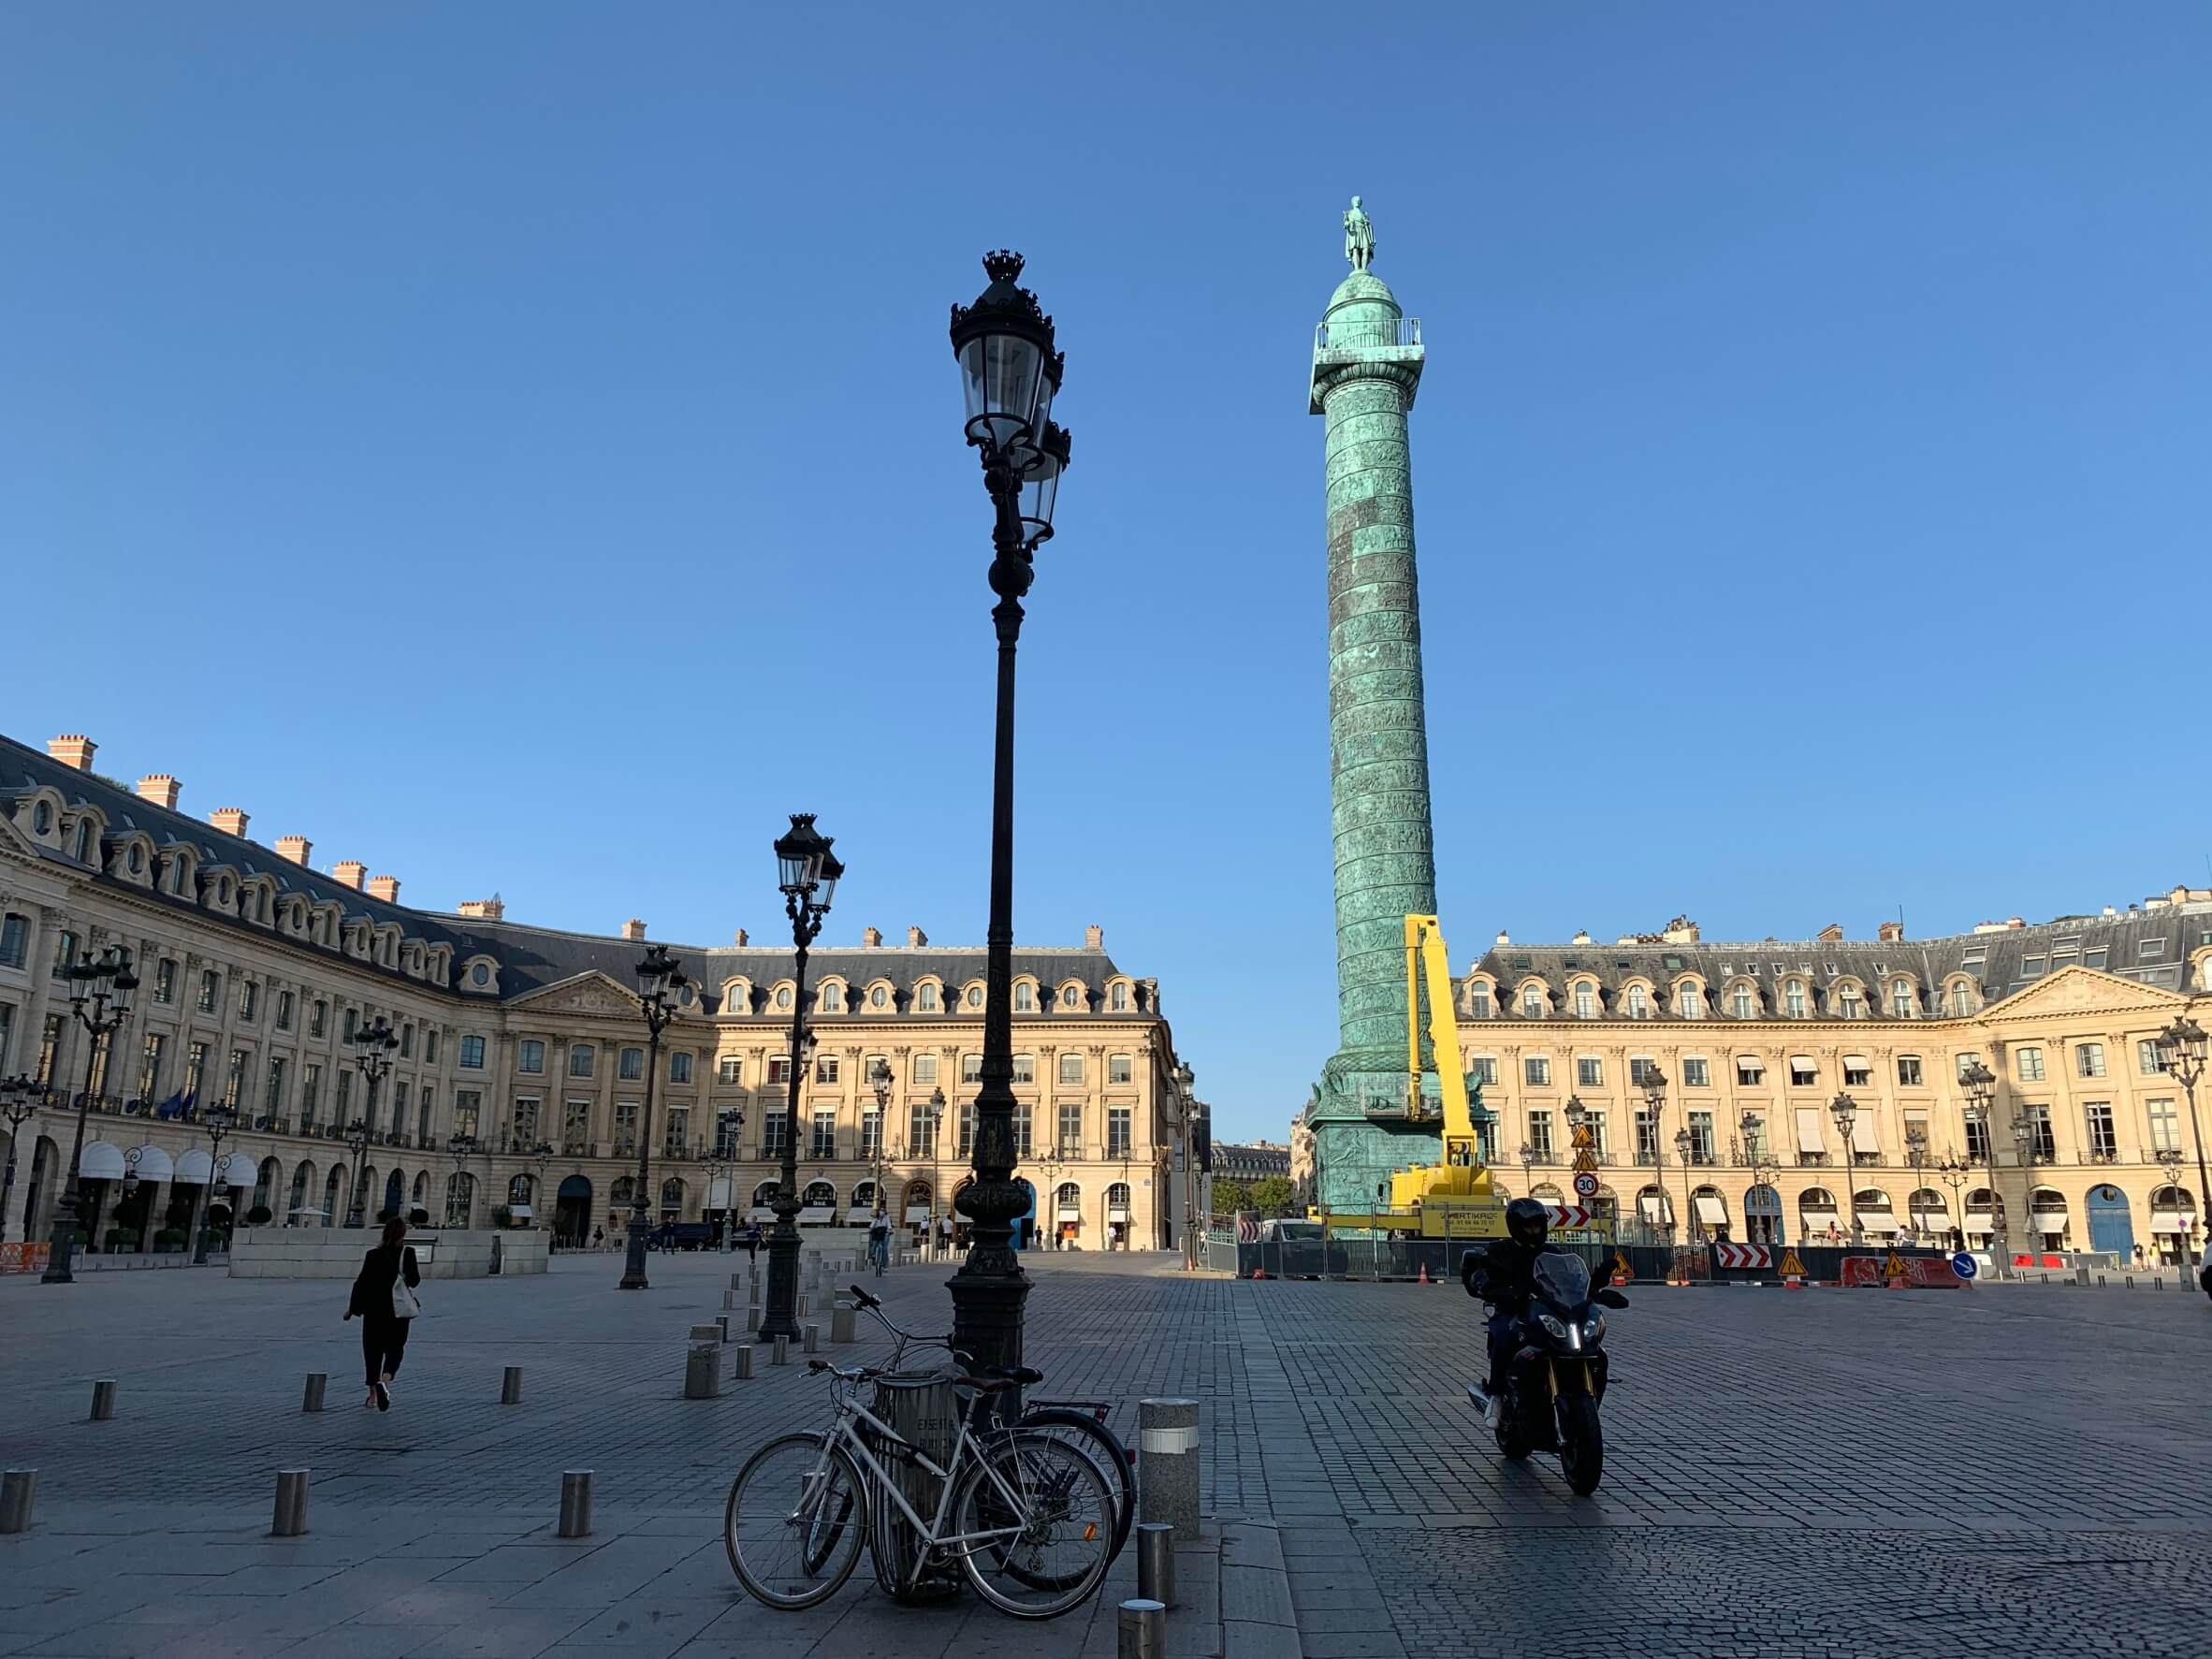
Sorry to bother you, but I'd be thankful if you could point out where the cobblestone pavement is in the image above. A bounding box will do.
[4,1250,2210,1656]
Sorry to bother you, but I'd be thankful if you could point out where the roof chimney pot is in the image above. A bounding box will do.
[332,860,367,891]
[210,808,250,839]
[135,774,181,809]
[457,896,505,921]
[863,926,883,948]
[275,835,312,866]
[1878,920,1905,942]
[908,925,927,948]
[45,735,96,771]
[1084,924,1103,951]
[367,875,400,903]
[621,919,648,942]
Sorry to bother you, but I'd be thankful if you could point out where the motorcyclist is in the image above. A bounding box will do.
[1463,1197,1564,1429]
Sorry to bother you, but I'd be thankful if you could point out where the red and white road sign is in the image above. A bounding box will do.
[1544,1205,1592,1230]
[1710,1243,1772,1270]
[1572,1171,1599,1199]
[1236,1216,1259,1243]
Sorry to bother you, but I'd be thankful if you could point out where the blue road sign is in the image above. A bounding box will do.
[1951,1250,1978,1280]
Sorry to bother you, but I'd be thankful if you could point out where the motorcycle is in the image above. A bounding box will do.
[1464,1253,1628,1495]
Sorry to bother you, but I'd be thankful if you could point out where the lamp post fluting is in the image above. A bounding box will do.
[618,943,687,1290]
[1903,1124,1929,1243]
[762,816,842,1340]
[1640,1066,1669,1245]
[1829,1092,1860,1242]
[348,1015,399,1227]
[1740,1107,1780,1244]
[44,945,139,1284]
[2156,1013,2208,1271]
[192,1104,237,1264]
[2,1077,40,1244]
[947,250,1070,1396]
[1959,1057,2001,1273]
[867,1057,893,1221]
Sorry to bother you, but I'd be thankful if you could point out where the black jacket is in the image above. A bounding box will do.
[347,1243,421,1321]
[1463,1236,1563,1314]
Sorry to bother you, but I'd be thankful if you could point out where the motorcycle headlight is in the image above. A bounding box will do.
[1537,1313,1569,1341]
[1582,1313,1607,1345]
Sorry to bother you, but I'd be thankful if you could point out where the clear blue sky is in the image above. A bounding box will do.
[5,6,2207,1141]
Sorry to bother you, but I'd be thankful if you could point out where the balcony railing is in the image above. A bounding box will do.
[1314,316,1422,352]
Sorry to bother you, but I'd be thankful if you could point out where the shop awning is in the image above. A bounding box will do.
[1108,1206,1130,1221]
[1695,1195,1726,1225]
[845,1206,876,1224]
[126,1144,176,1182]
[1638,1194,1672,1221]
[799,1205,836,1225]
[1849,1110,1879,1156]
[904,1204,932,1223]
[1056,1206,1081,1222]
[2153,1212,2192,1230]
[175,1148,214,1184]
[508,1204,532,1219]
[1966,1211,1998,1227]
[79,1142,126,1180]
[748,1207,778,1223]
[1858,1214,1899,1233]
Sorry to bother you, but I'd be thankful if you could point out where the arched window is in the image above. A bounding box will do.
[444,1172,474,1227]
[1054,1182,1082,1218]
[904,1179,933,1217]
[802,1179,836,1210]
[1797,1186,1839,1234]
[918,982,939,1011]
[1891,979,1917,1019]
[1062,983,1081,1009]
[1677,982,1702,1018]
[751,1179,780,1207]
[611,1176,634,1206]
[1635,1186,1673,1226]
[288,1162,313,1217]
[966,985,983,1009]
[1110,982,1128,1011]
[821,982,843,1012]
[870,983,889,1009]
[1625,984,1651,1020]
[508,1174,532,1206]
[1106,1181,1131,1207]
[851,1180,878,1211]
[412,1171,428,1206]
[1013,982,1035,1011]
[70,819,91,861]
[1730,982,1756,1018]
[1783,980,1808,1018]
[659,1177,685,1215]
[776,986,793,1011]
[1521,984,1546,1019]
[1573,982,1595,1019]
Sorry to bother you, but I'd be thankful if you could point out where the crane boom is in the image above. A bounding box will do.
[1404,913,1481,1174]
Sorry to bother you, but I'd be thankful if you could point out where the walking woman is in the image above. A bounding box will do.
[343,1216,422,1411]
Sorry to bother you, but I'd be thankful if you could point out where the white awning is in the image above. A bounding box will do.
[1637,1194,1672,1221]
[1849,1110,1879,1156]
[1858,1214,1899,1233]
[1695,1196,1726,1225]
[846,1206,878,1223]
[1966,1211,1998,1227]
[1795,1109,1825,1153]
[706,1176,734,1209]
[126,1144,175,1182]
[799,1205,836,1225]
[904,1204,932,1223]
[1056,1206,1081,1222]
[217,1152,258,1188]
[175,1148,213,1184]
[79,1142,126,1180]
[2153,1213,2191,1230]
[749,1207,778,1223]
[1108,1207,1130,1221]
[1909,1204,1948,1224]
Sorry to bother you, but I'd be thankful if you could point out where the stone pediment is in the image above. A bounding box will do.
[1982,964,2183,1023]
[508,971,643,1020]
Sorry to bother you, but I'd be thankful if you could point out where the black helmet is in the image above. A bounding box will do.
[1506,1197,1549,1247]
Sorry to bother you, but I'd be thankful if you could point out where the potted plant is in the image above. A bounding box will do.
[153,1227,188,1254]
[491,1203,514,1229]
[245,1204,273,1227]
[408,1206,429,1227]
[104,1226,140,1253]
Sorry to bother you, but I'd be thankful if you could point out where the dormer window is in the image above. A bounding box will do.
[1891,980,1915,1018]
[1676,983,1702,1019]
[1626,984,1650,1020]
[1521,986,1544,1018]
[1574,983,1594,1019]
[821,982,844,1012]
[32,800,53,837]
[1110,982,1128,1012]
[1062,984,1081,1009]
[70,820,91,862]
[917,982,939,1012]
[1783,981,1808,1018]
[1838,985,1862,1020]
[1013,982,1035,1012]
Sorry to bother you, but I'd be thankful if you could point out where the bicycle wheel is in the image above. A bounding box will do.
[1017,1407,1135,1560]
[724,1433,867,1609]
[953,1430,1114,1619]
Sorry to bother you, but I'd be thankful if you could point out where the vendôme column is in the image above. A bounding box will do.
[1308,196,1440,1186]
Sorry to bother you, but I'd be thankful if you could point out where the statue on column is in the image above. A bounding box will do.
[1343,196,1375,271]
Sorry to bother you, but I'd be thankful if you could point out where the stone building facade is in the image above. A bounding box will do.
[0,732,1194,1256]
[1433,902,2211,1261]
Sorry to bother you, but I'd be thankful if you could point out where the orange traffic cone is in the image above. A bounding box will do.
[1419,1263,1431,1286]
[1250,1266,1267,1280]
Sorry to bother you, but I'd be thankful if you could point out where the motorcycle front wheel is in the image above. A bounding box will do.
[1558,1396,1604,1494]
[1493,1393,1533,1461]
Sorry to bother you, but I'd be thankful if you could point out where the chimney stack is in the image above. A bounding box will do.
[457,896,505,921]
[1494,930,1511,947]
[1878,920,1905,942]
[1084,924,1103,951]
[368,876,401,903]
[863,926,882,948]
[733,927,749,946]
[332,861,367,891]
[211,808,250,839]
[1571,929,1593,946]
[622,919,648,942]
[2006,916,2026,929]
[46,735,96,771]
[1816,923,1843,943]
[135,775,181,809]
[275,836,312,866]
[908,925,927,948]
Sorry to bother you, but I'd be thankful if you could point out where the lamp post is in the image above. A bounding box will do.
[2155,1148,2187,1269]
[1740,1107,1780,1244]
[43,945,139,1284]
[2,1076,41,1243]
[695,1144,728,1247]
[923,1086,946,1255]
[619,942,688,1290]
[445,1132,480,1227]
[948,249,1070,1394]
[348,1016,399,1227]
[867,1057,893,1222]
[763,816,842,1339]
[1174,1061,1199,1266]
[2011,1112,2039,1252]
[1903,1124,1929,1244]
[1937,1155,1972,1254]
[190,1103,237,1265]
[1640,1065,1669,1244]
[2156,1012,2208,1272]
[1517,1141,1536,1198]
[1673,1128,1695,1244]
[1959,1056,2001,1273]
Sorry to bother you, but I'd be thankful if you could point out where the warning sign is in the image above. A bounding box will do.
[1570,1123,1595,1149]
[1610,1249,1633,1285]
[1885,1250,1910,1286]
[1777,1249,1807,1279]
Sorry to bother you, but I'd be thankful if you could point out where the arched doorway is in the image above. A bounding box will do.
[444,1171,474,1228]
[557,1174,593,1245]
[357,1165,378,1224]
[903,1179,933,1236]
[2085,1185,2133,1258]
[658,1177,685,1220]
[1797,1186,1839,1244]
[1692,1186,1729,1243]
[1851,1188,1896,1242]
[1106,1182,1132,1250]
[1907,1187,1949,1244]
[323,1165,348,1228]
[252,1156,280,1224]
[384,1169,405,1220]
[1013,1177,1037,1250]
[1743,1183,1781,1245]
[1052,1182,1082,1249]
[1965,1187,2006,1249]
[288,1160,316,1224]
[849,1180,879,1226]
[800,1180,836,1223]
[2029,1187,2070,1250]
[410,1171,429,1221]
[2150,1185,2195,1264]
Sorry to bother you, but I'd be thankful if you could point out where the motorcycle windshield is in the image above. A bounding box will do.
[1534,1253,1592,1312]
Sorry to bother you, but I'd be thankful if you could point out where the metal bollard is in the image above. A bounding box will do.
[722,1288,738,1310]
[796,1293,808,1317]
[716,1315,733,1343]
[1117,1598,1167,1659]
[270,1469,310,1537]
[1137,1399,1200,1541]
[831,1300,856,1344]
[685,1327,721,1399]
[749,1273,761,1306]
[772,1334,790,1366]
[558,1471,592,1538]
[734,1345,754,1380]
[803,1324,820,1354]
[0,1470,36,1535]
[502,1366,524,1405]
[301,1374,327,1413]
[746,1306,761,1333]
[1136,1521,1176,1607]
[731,1272,745,1291]
[89,1380,116,1421]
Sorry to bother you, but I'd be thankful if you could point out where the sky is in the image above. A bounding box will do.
[4,5,2208,1142]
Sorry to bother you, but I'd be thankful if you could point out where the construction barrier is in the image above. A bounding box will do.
[0,1243,51,1274]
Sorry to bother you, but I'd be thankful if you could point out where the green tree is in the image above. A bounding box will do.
[1249,1175,1295,1216]
[1212,1178,1251,1217]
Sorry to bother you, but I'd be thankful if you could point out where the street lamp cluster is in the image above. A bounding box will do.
[618,942,690,1290]
[43,945,139,1283]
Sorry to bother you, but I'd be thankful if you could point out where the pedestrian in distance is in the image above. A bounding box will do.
[592,1225,604,1250]
[744,1221,762,1262]
[343,1215,421,1412]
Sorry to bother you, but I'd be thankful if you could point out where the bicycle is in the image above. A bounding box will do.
[838,1284,1136,1560]
[723,1317,1115,1618]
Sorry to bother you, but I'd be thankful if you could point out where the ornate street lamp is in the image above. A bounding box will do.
[762,815,842,1339]
[44,945,139,1284]
[2,1076,42,1244]
[1673,1128,1695,1244]
[1957,1055,2002,1272]
[192,1103,237,1264]
[1516,1140,1536,1197]
[1173,1060,1201,1265]
[2156,1012,2208,1270]
[1903,1123,1930,1242]
[347,1015,400,1227]
[867,1056,894,1221]
[2155,1148,2188,1268]
[924,1086,946,1254]
[446,1131,480,1228]
[618,942,688,1289]
[1829,1091,1862,1242]
[695,1143,728,1246]
[1937,1154,1973,1254]
[948,250,1070,1399]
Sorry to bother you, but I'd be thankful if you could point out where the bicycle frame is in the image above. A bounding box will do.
[800,1385,1038,1557]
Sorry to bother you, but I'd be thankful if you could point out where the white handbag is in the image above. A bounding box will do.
[390,1251,422,1318]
